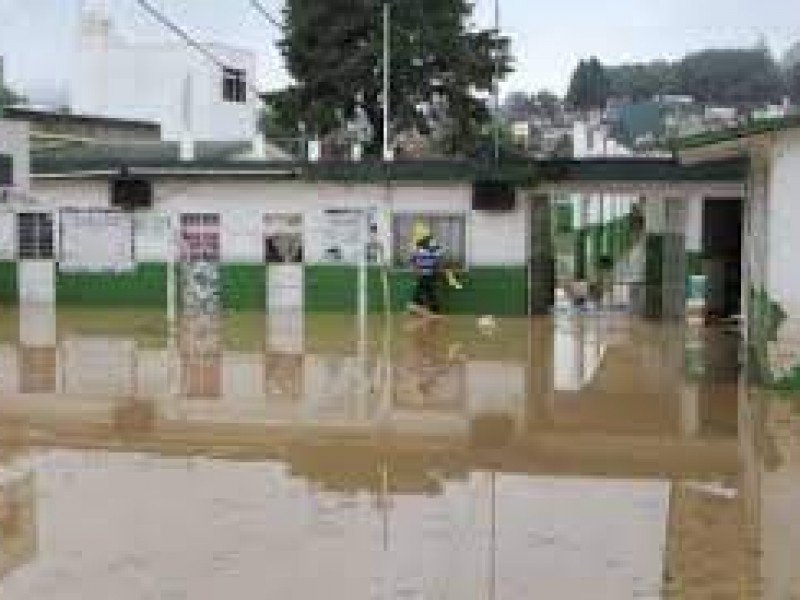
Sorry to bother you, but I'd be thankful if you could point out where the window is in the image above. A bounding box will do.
[0,153,12,187]
[222,67,247,103]
[17,212,54,260]
[181,213,220,262]
[392,214,466,268]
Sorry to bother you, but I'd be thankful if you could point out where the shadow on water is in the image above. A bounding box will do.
[0,306,795,598]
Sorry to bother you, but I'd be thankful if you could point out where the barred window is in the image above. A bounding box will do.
[17,212,54,260]
[392,213,466,268]
[180,213,220,262]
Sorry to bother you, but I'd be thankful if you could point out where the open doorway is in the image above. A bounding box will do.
[702,199,743,320]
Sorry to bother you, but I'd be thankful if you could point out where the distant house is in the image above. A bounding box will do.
[69,3,260,143]
[2,106,161,144]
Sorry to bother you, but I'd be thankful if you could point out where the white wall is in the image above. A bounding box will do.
[768,129,800,315]
[0,119,29,191]
[29,179,530,268]
[71,13,259,142]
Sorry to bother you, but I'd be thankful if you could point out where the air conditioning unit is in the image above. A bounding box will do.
[110,176,153,210]
[472,179,516,212]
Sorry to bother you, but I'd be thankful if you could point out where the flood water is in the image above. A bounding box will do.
[0,306,797,599]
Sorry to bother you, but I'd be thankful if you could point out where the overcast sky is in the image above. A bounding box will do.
[1,0,799,104]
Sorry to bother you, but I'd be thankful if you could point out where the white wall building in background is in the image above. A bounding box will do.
[70,1,259,142]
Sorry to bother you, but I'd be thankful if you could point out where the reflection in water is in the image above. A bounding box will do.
[0,307,792,598]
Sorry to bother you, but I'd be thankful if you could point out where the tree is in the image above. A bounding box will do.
[677,48,785,106]
[0,83,24,108]
[787,62,800,104]
[278,0,511,156]
[566,58,610,111]
[502,91,532,121]
[606,61,680,101]
[533,90,561,120]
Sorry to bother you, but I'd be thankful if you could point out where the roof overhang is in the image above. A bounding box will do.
[538,180,746,198]
[674,115,800,166]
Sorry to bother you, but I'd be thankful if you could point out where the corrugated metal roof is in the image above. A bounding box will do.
[673,114,800,151]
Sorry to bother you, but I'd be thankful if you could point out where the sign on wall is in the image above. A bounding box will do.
[60,209,134,273]
[316,208,378,264]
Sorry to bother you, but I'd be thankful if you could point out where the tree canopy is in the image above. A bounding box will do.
[275,0,511,156]
[567,46,789,110]
[677,48,785,105]
[787,62,800,104]
[566,58,610,111]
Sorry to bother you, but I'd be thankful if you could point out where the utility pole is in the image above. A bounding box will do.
[492,0,501,166]
[382,1,392,162]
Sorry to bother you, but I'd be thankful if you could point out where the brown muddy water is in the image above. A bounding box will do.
[0,305,797,599]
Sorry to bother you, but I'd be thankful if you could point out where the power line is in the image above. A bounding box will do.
[133,0,264,100]
[248,0,282,30]
[134,0,229,72]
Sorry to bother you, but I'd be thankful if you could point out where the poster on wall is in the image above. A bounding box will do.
[318,208,379,264]
[264,213,303,264]
[60,209,134,273]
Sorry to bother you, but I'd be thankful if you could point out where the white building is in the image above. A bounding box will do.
[70,2,260,143]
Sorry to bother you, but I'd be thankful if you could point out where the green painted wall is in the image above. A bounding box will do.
[56,263,168,308]
[304,265,359,313]
[305,265,529,315]
[0,261,16,304]
[444,267,528,316]
[221,264,266,312]
[573,214,639,281]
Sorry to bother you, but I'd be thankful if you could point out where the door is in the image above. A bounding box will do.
[702,199,743,319]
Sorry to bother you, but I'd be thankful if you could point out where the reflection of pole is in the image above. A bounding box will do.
[489,470,497,600]
[381,459,390,551]
[358,209,369,418]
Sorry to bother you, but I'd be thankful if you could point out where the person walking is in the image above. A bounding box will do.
[409,234,444,316]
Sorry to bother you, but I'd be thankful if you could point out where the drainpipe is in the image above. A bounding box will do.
[179,72,195,162]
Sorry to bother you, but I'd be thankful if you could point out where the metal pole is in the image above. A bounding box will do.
[492,0,501,166]
[382,2,391,162]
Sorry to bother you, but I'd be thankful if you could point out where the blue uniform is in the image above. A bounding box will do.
[411,243,443,312]
[411,246,443,275]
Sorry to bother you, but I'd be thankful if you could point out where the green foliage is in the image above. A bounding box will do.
[566,57,610,110]
[502,89,562,122]
[787,62,800,104]
[607,61,680,101]
[568,46,788,109]
[677,48,785,105]
[278,0,511,156]
[0,83,24,109]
